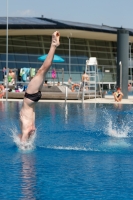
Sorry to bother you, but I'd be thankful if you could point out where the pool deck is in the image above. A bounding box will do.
[1,95,133,104]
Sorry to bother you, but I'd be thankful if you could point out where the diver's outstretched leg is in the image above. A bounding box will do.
[26,31,60,94]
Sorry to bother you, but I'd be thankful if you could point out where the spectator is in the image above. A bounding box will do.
[128,83,132,91]
[44,80,48,86]
[113,87,124,102]
[3,67,6,79]
[8,69,16,85]
[82,71,89,83]
[81,71,89,90]
[57,81,60,86]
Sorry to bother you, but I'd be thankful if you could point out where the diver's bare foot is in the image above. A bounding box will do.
[52,31,60,47]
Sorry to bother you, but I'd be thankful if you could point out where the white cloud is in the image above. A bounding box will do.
[13,9,36,17]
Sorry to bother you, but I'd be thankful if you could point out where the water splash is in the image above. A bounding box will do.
[102,108,132,138]
[10,127,36,151]
[106,121,130,138]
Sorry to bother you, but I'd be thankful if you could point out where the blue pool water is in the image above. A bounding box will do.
[0,101,133,199]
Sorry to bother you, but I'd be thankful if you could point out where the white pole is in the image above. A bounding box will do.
[119,61,122,89]
[65,86,68,103]
[6,0,9,101]
[130,44,132,83]
[68,33,72,78]
[68,37,71,78]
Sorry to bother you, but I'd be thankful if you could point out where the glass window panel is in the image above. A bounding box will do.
[98,59,110,65]
[13,46,27,54]
[0,62,2,69]
[89,40,96,45]
[60,37,68,43]
[43,42,51,49]
[112,42,117,47]
[105,47,112,53]
[77,56,88,65]
[42,36,51,41]
[91,52,98,57]
[15,54,29,62]
[71,44,88,51]
[1,61,6,68]
[27,47,42,55]
[73,38,86,45]
[8,62,16,69]
[71,65,85,72]
[28,55,39,62]
[95,40,106,46]
[97,52,108,59]
[97,47,109,51]
[71,56,78,64]
[0,54,6,61]
[25,36,38,40]
[16,62,30,69]
[90,46,97,51]
[0,46,6,53]
[60,44,69,49]
[62,56,69,64]
[105,41,110,47]
[0,38,6,45]
[26,41,42,48]
[12,36,25,40]
[75,51,88,57]
[8,39,12,45]
[12,38,26,46]
[29,63,40,69]
[8,46,14,53]
[8,54,15,61]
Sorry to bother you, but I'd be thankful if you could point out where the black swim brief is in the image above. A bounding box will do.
[24,91,42,102]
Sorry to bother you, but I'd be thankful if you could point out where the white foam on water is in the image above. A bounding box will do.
[102,108,132,138]
[10,127,36,151]
[102,139,131,149]
[99,108,132,150]
[40,145,100,152]
[106,121,130,138]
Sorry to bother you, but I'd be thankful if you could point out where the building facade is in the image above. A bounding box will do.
[0,17,133,88]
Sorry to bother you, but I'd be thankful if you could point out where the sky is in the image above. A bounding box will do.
[1,0,133,28]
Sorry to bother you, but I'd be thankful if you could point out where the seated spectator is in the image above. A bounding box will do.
[128,83,132,91]
[113,87,124,102]
[8,69,16,85]
[68,77,72,84]
[57,82,60,86]
[44,80,48,86]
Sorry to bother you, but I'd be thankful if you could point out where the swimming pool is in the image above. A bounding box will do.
[0,101,133,199]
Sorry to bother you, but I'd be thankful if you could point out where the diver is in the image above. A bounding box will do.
[19,31,60,143]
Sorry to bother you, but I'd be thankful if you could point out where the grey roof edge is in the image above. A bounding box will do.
[0,17,133,36]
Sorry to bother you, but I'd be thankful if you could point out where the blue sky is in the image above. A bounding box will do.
[1,0,133,28]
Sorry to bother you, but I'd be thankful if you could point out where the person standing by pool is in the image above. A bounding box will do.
[19,31,60,143]
[82,71,89,83]
[82,71,89,90]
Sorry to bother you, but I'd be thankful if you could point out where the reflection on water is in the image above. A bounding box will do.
[20,154,36,200]
[0,101,4,112]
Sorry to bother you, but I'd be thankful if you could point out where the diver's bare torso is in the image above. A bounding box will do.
[19,98,36,142]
